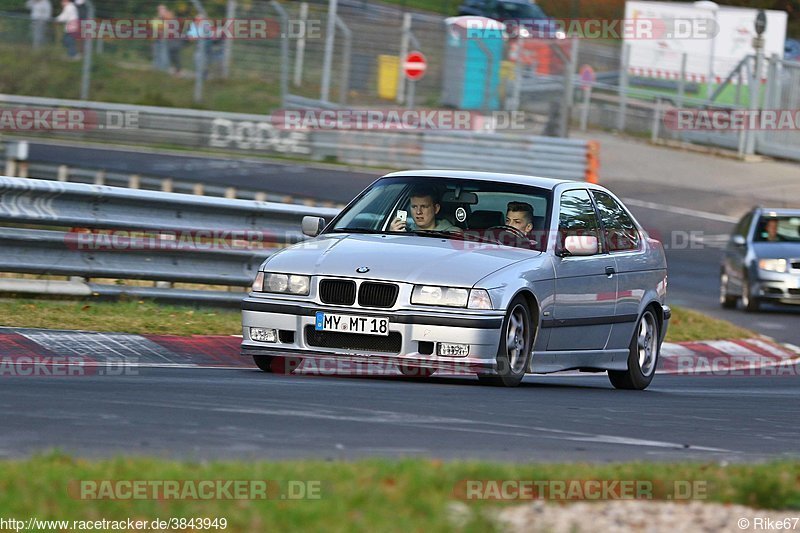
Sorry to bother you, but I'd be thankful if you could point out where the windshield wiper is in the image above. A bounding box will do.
[406,229,466,240]
[328,227,384,234]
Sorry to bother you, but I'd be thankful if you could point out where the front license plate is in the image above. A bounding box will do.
[315,312,389,336]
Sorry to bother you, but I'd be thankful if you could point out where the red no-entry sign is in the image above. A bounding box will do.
[403,51,427,81]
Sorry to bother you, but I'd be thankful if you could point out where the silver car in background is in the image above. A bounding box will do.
[241,171,670,389]
[720,207,800,312]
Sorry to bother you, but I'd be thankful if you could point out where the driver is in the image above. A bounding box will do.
[505,201,534,235]
[390,186,459,232]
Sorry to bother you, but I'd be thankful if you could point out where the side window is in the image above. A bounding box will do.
[735,212,753,238]
[592,191,640,252]
[558,189,601,253]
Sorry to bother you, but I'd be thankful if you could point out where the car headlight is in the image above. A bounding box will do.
[411,286,493,309]
[412,285,469,307]
[758,259,787,273]
[258,272,310,295]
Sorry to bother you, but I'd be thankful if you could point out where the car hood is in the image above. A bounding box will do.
[263,233,540,286]
[751,242,800,259]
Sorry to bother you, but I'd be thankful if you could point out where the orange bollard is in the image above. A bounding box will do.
[585,140,599,184]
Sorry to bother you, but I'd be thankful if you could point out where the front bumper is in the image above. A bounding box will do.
[240,297,505,371]
[752,271,800,304]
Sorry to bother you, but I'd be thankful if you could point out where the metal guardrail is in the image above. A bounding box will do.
[0,94,597,182]
[0,176,339,304]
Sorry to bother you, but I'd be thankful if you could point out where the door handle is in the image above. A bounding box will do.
[605,266,616,276]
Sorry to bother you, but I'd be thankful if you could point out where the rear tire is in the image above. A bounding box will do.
[719,272,738,309]
[608,308,659,390]
[478,296,533,387]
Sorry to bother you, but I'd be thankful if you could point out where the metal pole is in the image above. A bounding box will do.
[745,39,765,155]
[293,2,308,87]
[617,43,630,132]
[320,0,338,102]
[271,0,290,107]
[706,9,717,100]
[580,85,592,131]
[193,35,206,103]
[677,52,686,107]
[335,15,351,105]
[651,97,660,144]
[222,0,236,79]
[559,38,578,138]
[80,0,95,100]
[396,12,411,104]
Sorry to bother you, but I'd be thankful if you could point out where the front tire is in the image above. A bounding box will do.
[719,272,738,309]
[741,275,761,312]
[608,308,659,390]
[478,296,533,387]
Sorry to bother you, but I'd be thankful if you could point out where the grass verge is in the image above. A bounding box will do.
[0,298,757,342]
[0,454,798,533]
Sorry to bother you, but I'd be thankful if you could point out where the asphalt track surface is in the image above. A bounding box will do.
[5,142,799,461]
[2,368,800,462]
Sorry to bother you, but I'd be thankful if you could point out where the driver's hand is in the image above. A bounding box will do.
[390,218,406,232]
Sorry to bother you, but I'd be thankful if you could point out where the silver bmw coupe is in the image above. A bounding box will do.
[241,170,670,389]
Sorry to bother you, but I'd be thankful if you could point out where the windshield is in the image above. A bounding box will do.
[498,2,547,19]
[328,176,552,250]
[754,215,800,243]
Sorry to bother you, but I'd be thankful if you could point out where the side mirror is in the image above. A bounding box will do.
[302,216,326,237]
[562,235,598,256]
[731,235,746,247]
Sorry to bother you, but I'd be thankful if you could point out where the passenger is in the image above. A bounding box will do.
[390,186,459,232]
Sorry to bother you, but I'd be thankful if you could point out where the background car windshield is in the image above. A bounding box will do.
[754,215,800,242]
[499,2,546,19]
[330,176,551,239]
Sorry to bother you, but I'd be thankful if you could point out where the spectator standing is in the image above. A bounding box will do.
[155,4,183,75]
[26,0,52,49]
[55,0,80,60]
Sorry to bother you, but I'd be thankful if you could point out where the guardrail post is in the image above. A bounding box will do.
[161,178,174,193]
[57,165,69,182]
[255,192,267,202]
[128,174,140,189]
[225,187,237,199]
[94,170,106,185]
[193,183,205,195]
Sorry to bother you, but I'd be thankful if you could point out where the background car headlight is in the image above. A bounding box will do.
[758,259,787,273]
[412,285,469,307]
[467,289,493,309]
[260,273,310,295]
